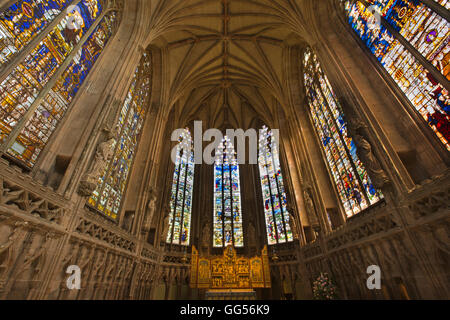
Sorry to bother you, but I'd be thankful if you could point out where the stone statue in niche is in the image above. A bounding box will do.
[78,126,119,197]
[287,206,300,240]
[303,188,319,228]
[347,118,390,189]
[338,97,390,190]
[122,212,135,234]
[161,205,171,243]
[142,188,158,234]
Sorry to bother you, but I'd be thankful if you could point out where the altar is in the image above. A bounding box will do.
[190,245,271,300]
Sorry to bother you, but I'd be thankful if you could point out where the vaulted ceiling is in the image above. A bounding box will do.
[138,0,327,128]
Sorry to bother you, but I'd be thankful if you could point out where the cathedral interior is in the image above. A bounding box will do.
[0,0,449,300]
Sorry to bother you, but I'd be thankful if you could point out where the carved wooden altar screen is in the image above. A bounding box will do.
[190,246,271,289]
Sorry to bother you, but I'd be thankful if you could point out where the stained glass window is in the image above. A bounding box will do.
[213,136,243,248]
[0,0,74,65]
[166,129,194,246]
[88,51,152,220]
[8,12,117,166]
[258,126,293,245]
[0,0,117,167]
[342,0,449,150]
[303,48,384,218]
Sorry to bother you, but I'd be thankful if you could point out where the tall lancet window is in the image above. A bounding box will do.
[88,51,151,219]
[258,126,293,245]
[0,0,119,167]
[166,129,194,246]
[303,48,383,218]
[213,136,243,248]
[341,0,449,150]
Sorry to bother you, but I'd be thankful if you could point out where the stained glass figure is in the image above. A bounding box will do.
[0,0,74,65]
[0,0,115,167]
[8,12,116,166]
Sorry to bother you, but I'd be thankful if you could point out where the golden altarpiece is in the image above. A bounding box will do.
[190,246,271,299]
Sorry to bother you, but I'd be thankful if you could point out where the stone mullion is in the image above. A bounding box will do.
[420,0,450,17]
[0,0,15,12]
[0,0,79,82]
[0,9,110,154]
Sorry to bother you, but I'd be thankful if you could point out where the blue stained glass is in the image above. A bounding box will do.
[213,136,243,247]
[0,0,76,65]
[8,11,116,166]
[0,0,105,165]
[166,129,195,246]
[343,0,449,149]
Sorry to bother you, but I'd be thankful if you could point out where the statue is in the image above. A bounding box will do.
[161,207,171,243]
[348,118,390,189]
[123,212,135,233]
[287,207,300,240]
[142,188,158,234]
[78,127,118,196]
[303,188,319,228]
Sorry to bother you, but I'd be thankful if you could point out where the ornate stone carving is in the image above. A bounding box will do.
[409,187,450,219]
[0,178,63,223]
[75,217,136,252]
[78,127,118,197]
